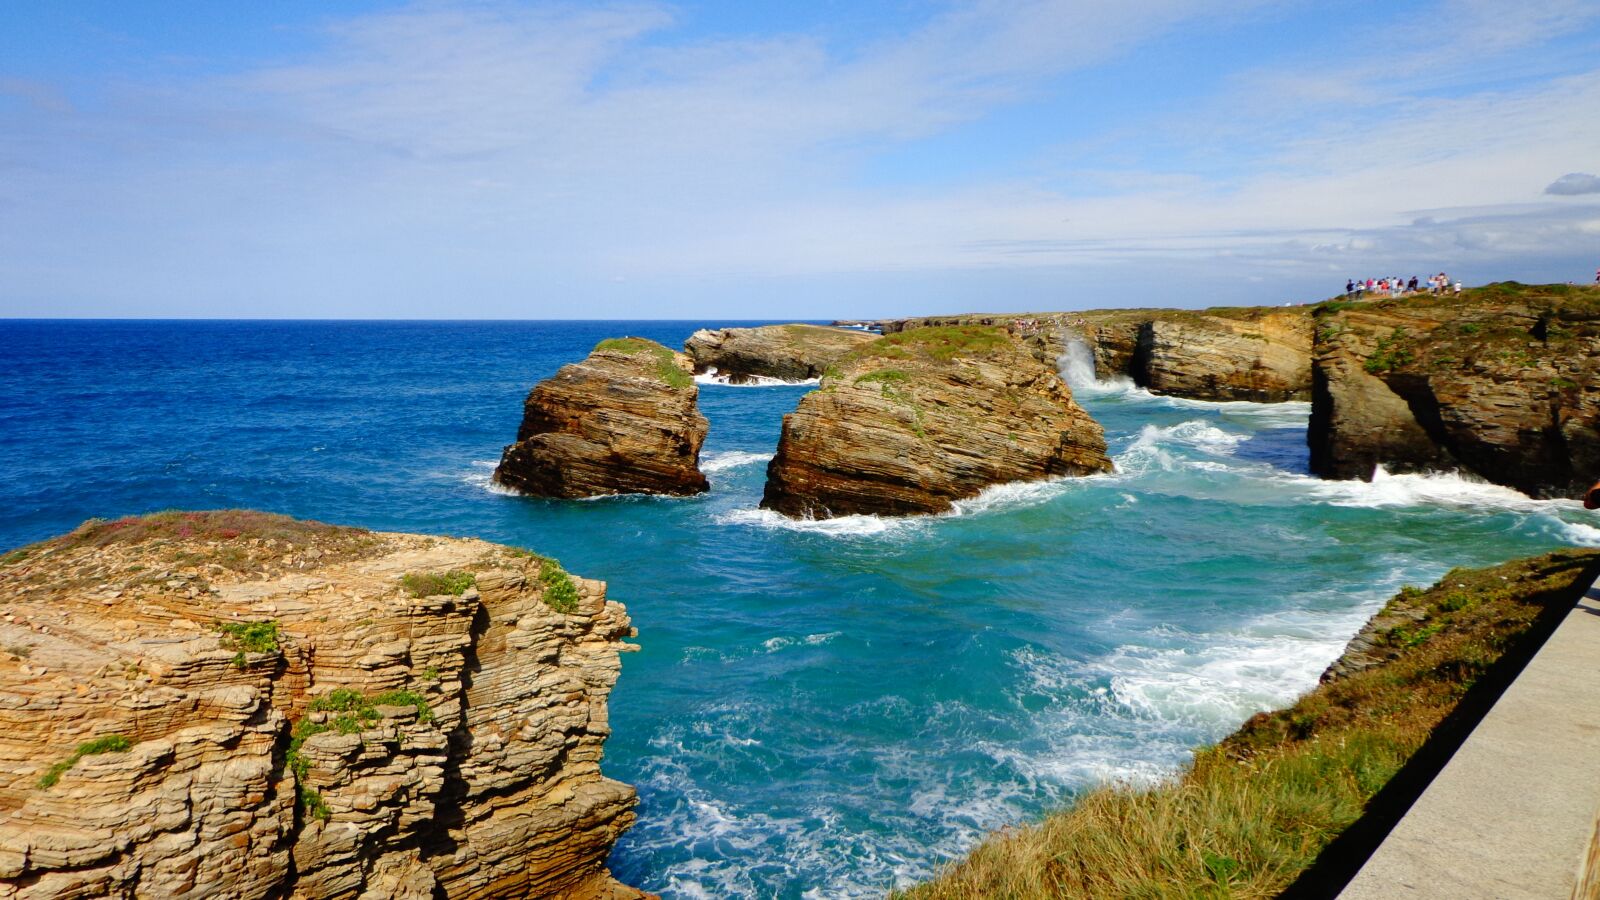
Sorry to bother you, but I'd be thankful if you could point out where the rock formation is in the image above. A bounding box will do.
[495,338,709,498]
[1307,283,1600,498]
[878,307,1314,402]
[0,511,648,900]
[761,326,1113,518]
[683,324,877,384]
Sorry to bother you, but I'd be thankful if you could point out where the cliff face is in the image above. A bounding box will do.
[495,338,709,498]
[761,327,1112,518]
[879,307,1313,402]
[0,511,646,900]
[683,324,877,383]
[1308,283,1600,498]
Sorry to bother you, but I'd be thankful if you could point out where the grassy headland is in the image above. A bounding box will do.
[898,549,1600,899]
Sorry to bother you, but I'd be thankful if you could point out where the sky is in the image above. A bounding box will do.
[2,0,1599,319]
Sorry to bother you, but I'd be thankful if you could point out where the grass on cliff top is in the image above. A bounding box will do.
[854,325,1013,363]
[897,548,1599,900]
[594,336,693,388]
[13,510,366,556]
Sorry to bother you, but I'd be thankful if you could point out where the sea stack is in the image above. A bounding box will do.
[684,324,878,383]
[1307,282,1600,497]
[0,511,647,899]
[495,337,710,497]
[761,326,1113,518]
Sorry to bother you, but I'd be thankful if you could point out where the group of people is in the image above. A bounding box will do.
[1345,273,1461,299]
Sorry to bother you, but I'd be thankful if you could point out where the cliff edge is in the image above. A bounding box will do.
[0,511,648,900]
[684,324,877,384]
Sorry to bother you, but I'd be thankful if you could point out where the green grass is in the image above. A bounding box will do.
[898,549,1598,899]
[855,326,1012,363]
[594,336,692,388]
[1363,327,1415,375]
[38,734,133,789]
[400,570,476,598]
[853,369,911,386]
[218,619,281,669]
[289,687,436,820]
[539,558,581,613]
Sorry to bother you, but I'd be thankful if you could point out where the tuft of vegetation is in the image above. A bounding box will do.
[6,643,32,659]
[853,369,911,387]
[855,326,1012,363]
[898,549,1599,900]
[1315,299,1357,314]
[288,687,436,820]
[40,510,366,553]
[594,336,692,389]
[38,734,133,789]
[401,570,476,598]
[1363,327,1416,375]
[538,558,581,614]
[218,619,281,669]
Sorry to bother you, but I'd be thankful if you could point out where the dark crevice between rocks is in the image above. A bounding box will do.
[418,598,489,865]
[1279,555,1600,899]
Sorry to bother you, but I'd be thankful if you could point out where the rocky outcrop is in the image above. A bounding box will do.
[0,511,648,900]
[1308,283,1600,498]
[495,338,709,498]
[761,326,1112,518]
[683,324,877,384]
[879,307,1314,402]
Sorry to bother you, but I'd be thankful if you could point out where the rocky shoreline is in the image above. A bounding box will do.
[0,512,648,900]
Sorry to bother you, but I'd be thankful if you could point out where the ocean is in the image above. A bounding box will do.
[2,319,1594,898]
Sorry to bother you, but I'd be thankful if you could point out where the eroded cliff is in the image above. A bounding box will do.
[0,511,646,900]
[878,306,1314,402]
[1308,283,1600,497]
[494,338,709,498]
[761,326,1112,518]
[683,324,877,384]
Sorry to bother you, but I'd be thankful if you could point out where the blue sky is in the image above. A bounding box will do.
[3,0,1599,318]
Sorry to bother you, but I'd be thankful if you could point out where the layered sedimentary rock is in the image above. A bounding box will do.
[0,511,647,900]
[495,338,709,498]
[879,307,1314,402]
[1308,283,1600,498]
[761,326,1112,518]
[683,324,878,384]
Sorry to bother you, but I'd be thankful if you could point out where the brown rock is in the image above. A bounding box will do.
[1307,282,1600,497]
[0,511,646,899]
[760,326,1112,518]
[683,324,878,383]
[877,307,1314,402]
[494,338,709,498]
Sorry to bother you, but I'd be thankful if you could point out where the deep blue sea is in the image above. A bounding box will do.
[3,319,1596,898]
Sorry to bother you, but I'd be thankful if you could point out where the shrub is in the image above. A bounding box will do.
[218,620,281,669]
[38,734,133,788]
[1363,327,1415,375]
[539,559,581,614]
[401,570,475,598]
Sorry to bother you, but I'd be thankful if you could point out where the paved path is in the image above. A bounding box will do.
[1339,578,1600,899]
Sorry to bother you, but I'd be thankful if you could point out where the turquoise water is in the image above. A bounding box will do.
[2,320,1595,898]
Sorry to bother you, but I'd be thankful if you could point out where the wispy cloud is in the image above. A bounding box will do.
[1,0,1597,317]
[1546,173,1600,196]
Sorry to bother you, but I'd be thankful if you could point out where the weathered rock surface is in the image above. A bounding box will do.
[0,511,649,900]
[1308,283,1600,498]
[761,326,1113,518]
[879,307,1314,402]
[495,338,709,498]
[683,324,878,384]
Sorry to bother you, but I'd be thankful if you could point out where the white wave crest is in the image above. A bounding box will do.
[461,459,519,496]
[1551,519,1600,547]
[1304,466,1563,511]
[695,367,820,387]
[701,450,774,473]
[716,506,924,537]
[762,632,842,653]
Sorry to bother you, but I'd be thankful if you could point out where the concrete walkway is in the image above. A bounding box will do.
[1339,578,1600,899]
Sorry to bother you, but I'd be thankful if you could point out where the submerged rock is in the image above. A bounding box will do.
[760,326,1112,518]
[0,511,649,899]
[684,324,878,384]
[495,337,709,498]
[1307,282,1600,498]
